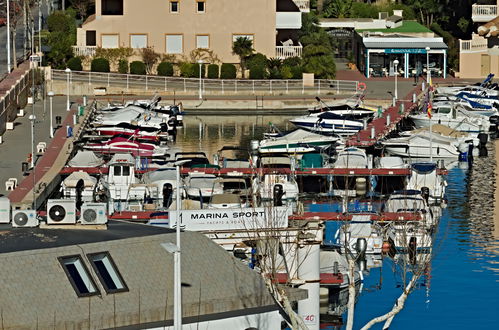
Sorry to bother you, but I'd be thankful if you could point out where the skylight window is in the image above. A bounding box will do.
[88,252,128,293]
[59,255,99,297]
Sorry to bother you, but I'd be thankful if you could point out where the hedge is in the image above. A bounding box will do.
[66,57,82,71]
[90,57,110,72]
[207,64,219,79]
[118,59,128,74]
[180,63,195,77]
[157,62,174,76]
[130,61,146,75]
[250,65,266,79]
[220,63,237,79]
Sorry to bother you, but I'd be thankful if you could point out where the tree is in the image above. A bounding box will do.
[302,44,336,79]
[46,10,77,68]
[323,0,353,18]
[71,0,91,20]
[139,47,160,74]
[232,37,254,78]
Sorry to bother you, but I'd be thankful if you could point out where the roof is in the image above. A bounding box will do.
[357,21,432,33]
[363,37,448,49]
[0,220,174,254]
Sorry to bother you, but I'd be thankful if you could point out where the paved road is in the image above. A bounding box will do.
[0,2,49,76]
[0,95,70,196]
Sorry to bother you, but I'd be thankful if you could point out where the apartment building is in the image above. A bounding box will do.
[74,0,308,62]
[459,1,499,78]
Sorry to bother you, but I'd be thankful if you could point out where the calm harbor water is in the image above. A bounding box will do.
[178,115,499,329]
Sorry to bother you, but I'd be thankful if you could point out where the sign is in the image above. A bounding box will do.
[384,48,427,54]
[29,55,41,63]
[327,29,353,38]
[151,206,291,231]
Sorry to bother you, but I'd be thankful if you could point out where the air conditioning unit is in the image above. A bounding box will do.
[80,203,108,225]
[0,196,11,223]
[47,199,76,225]
[12,210,38,227]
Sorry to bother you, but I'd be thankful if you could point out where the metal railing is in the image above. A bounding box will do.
[276,45,303,59]
[459,37,488,53]
[72,45,97,57]
[292,0,310,12]
[0,68,31,135]
[472,4,498,21]
[52,69,360,95]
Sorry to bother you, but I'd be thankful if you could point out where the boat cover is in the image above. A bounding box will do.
[63,171,97,188]
[67,151,105,167]
[410,124,469,138]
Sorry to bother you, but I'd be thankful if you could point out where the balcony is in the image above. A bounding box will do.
[292,0,310,13]
[472,4,498,22]
[460,34,488,53]
[276,44,303,59]
[73,46,97,57]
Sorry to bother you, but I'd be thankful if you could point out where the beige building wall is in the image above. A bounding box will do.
[459,51,499,78]
[79,0,277,63]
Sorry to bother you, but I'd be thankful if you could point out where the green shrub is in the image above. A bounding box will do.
[130,61,146,75]
[118,59,128,74]
[193,63,206,78]
[220,63,237,79]
[157,62,174,76]
[283,56,302,67]
[290,66,303,79]
[250,65,266,79]
[180,62,195,77]
[90,57,110,72]
[246,53,268,71]
[207,64,219,79]
[66,57,82,71]
[280,66,293,80]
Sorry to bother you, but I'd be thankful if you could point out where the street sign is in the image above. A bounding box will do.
[30,55,41,63]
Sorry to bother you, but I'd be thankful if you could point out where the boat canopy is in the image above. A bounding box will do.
[67,150,105,167]
[411,163,437,174]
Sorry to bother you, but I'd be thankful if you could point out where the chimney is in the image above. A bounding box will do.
[393,9,403,17]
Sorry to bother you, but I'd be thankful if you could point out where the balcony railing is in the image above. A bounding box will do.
[460,36,488,53]
[292,0,310,12]
[472,4,498,22]
[276,45,303,59]
[72,46,97,57]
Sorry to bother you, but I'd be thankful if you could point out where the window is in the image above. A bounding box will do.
[196,35,209,49]
[88,253,128,293]
[166,35,183,54]
[102,0,123,15]
[122,166,130,176]
[170,0,179,13]
[197,1,205,13]
[113,166,121,176]
[130,34,147,49]
[59,255,99,297]
[86,31,96,46]
[101,34,119,48]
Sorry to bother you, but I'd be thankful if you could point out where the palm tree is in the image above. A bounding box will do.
[232,37,254,78]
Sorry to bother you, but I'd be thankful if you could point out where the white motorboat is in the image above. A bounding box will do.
[384,190,435,229]
[336,214,383,254]
[141,167,179,209]
[184,173,224,201]
[258,129,341,154]
[61,171,97,202]
[409,103,491,135]
[252,156,299,201]
[290,111,364,135]
[374,156,408,168]
[333,147,368,168]
[207,194,245,209]
[382,125,478,159]
[435,84,499,96]
[405,163,446,205]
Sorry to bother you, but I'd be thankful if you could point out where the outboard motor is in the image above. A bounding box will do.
[273,184,284,206]
[167,115,178,142]
[162,183,173,208]
[478,132,488,157]
[421,186,430,204]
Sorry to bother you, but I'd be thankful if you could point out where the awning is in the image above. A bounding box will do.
[363,37,448,50]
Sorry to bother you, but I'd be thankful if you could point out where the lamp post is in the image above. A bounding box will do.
[65,68,71,111]
[426,46,431,85]
[197,59,203,100]
[48,91,54,138]
[393,59,399,104]
[29,114,36,169]
[7,0,11,73]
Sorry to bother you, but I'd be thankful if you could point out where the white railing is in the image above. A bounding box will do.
[293,0,310,12]
[472,4,498,22]
[276,45,303,59]
[72,46,97,57]
[52,70,359,95]
[460,37,488,52]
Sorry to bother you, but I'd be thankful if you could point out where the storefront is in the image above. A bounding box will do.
[359,37,448,79]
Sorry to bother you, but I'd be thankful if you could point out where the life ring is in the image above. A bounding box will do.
[357,82,367,91]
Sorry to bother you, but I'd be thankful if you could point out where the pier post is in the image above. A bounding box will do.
[297,240,320,330]
[371,126,375,139]
[386,114,391,126]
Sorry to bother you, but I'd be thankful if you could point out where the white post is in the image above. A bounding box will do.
[426,47,431,85]
[65,68,71,110]
[175,165,182,330]
[393,59,399,102]
[197,59,203,99]
[48,91,54,138]
[29,114,36,168]
[7,0,11,73]
[297,241,320,330]
[38,0,41,53]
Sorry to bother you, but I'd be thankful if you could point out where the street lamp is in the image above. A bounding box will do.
[7,0,11,73]
[197,59,203,100]
[48,91,54,138]
[425,46,431,85]
[393,59,399,104]
[65,68,71,111]
[29,114,36,169]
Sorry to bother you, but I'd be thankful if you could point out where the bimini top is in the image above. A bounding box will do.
[411,162,437,173]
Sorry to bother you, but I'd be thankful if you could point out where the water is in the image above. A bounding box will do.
[178,115,499,329]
